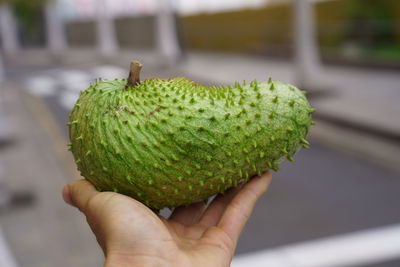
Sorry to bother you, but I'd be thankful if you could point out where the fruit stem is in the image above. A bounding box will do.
[125,60,142,89]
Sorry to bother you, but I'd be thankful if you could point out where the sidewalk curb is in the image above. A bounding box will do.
[310,119,400,172]
[313,111,400,144]
[21,88,81,181]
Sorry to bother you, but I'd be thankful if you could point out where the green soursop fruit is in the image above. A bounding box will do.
[68,61,314,209]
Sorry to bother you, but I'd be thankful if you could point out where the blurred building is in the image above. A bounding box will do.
[1,1,400,267]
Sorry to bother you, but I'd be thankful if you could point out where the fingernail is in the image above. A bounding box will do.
[62,185,73,206]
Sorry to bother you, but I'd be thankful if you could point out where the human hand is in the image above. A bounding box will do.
[62,172,272,267]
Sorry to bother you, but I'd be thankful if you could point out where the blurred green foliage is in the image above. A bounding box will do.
[1,0,50,32]
[345,0,397,46]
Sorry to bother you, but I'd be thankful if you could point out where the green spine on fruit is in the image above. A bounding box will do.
[68,61,314,209]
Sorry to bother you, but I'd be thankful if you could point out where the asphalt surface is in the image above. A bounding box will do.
[7,64,400,266]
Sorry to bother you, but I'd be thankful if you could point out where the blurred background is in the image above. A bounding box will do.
[0,0,399,266]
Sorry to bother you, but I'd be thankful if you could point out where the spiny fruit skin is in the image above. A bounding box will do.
[69,77,314,209]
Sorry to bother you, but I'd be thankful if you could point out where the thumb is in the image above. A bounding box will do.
[62,179,99,213]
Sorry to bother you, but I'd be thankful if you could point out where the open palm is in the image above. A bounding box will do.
[63,172,272,267]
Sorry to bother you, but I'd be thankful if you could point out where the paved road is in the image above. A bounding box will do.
[6,63,400,267]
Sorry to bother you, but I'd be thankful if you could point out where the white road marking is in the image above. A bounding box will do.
[55,66,127,110]
[232,224,400,267]
[25,65,126,101]
[91,65,126,80]
[56,69,92,92]
[0,226,18,267]
[233,250,295,267]
[64,79,91,92]
[24,75,57,97]
[59,90,80,110]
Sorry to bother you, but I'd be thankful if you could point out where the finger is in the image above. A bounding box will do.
[65,179,100,213]
[218,172,272,243]
[62,184,73,206]
[169,201,207,226]
[198,185,243,227]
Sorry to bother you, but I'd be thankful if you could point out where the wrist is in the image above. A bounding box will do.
[104,251,182,267]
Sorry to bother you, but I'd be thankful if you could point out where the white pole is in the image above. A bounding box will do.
[293,0,321,89]
[44,0,67,56]
[155,0,181,65]
[95,0,118,58]
[0,4,19,56]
